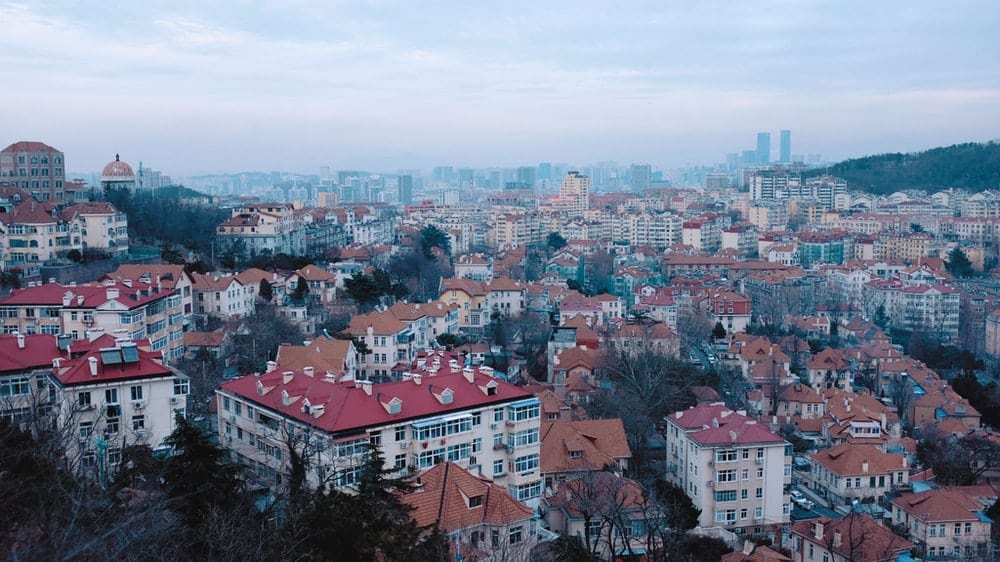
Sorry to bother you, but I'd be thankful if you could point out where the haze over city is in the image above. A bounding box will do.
[2,1,998,175]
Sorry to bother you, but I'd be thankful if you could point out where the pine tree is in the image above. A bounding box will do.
[947,246,974,278]
[258,278,273,302]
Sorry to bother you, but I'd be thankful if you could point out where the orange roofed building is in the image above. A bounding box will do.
[401,462,537,562]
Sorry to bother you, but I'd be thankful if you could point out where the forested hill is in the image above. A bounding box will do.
[806,141,1000,195]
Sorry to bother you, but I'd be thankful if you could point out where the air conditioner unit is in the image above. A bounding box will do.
[132,401,145,410]
[136,429,148,440]
[753,517,763,523]
[170,396,180,405]
[708,460,714,467]
[400,440,410,449]
[226,435,232,443]
[490,422,499,430]
[707,481,714,488]
[506,445,514,454]
[505,419,515,427]
[755,458,763,465]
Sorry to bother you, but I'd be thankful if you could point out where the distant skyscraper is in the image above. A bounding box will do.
[397,174,413,205]
[630,164,652,191]
[779,130,791,164]
[757,132,771,165]
[537,162,552,181]
[742,149,758,166]
[516,166,535,188]
[560,171,591,216]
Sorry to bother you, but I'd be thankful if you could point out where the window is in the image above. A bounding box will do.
[0,376,31,397]
[394,454,406,470]
[105,389,118,404]
[509,428,539,448]
[471,411,481,426]
[508,400,540,422]
[79,421,93,438]
[78,392,92,407]
[494,433,503,447]
[716,450,737,463]
[508,526,522,544]
[756,448,764,459]
[493,459,504,475]
[130,386,143,401]
[714,509,736,523]
[754,507,763,518]
[715,490,737,502]
[132,415,145,430]
[717,470,737,483]
[394,426,406,441]
[757,467,764,478]
[741,489,748,500]
[513,453,539,473]
[756,487,763,498]
[514,480,542,500]
[223,396,231,411]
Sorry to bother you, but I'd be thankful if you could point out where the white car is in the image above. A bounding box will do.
[790,490,814,510]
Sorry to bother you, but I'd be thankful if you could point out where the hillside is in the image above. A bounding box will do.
[806,141,1000,195]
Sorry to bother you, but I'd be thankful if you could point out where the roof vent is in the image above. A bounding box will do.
[88,356,99,376]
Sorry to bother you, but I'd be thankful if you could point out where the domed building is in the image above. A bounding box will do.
[100,153,137,191]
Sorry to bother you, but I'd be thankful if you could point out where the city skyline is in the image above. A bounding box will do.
[2,1,998,175]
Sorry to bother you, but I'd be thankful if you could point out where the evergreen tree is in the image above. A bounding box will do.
[712,321,727,340]
[258,278,273,302]
[355,446,421,560]
[947,246,974,278]
[161,415,244,528]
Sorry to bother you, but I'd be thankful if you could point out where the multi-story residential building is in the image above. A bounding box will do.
[0,333,63,427]
[190,273,254,320]
[803,444,909,507]
[401,462,538,561]
[346,310,414,381]
[0,279,185,361]
[543,473,656,560]
[682,216,722,252]
[50,335,190,475]
[790,514,913,562]
[706,290,752,335]
[492,211,542,248]
[287,265,338,305]
[60,202,129,258]
[559,171,591,217]
[439,278,491,332]
[486,277,526,319]
[104,264,195,318]
[890,487,995,561]
[216,355,544,504]
[863,280,960,342]
[539,419,631,489]
[0,141,79,200]
[664,403,791,539]
[0,190,92,268]
[747,202,790,231]
[215,202,305,261]
[454,254,494,281]
[722,224,760,257]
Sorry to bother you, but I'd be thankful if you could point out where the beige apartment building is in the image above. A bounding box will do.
[664,403,791,539]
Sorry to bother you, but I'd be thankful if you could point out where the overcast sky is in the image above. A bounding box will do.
[2,1,998,176]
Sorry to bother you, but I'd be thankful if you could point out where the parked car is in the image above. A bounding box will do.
[790,490,814,510]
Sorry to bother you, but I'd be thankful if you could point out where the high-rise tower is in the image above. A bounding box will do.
[779,130,791,164]
[757,132,771,165]
[560,171,591,216]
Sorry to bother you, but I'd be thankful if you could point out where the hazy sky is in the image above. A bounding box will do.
[2,1,998,176]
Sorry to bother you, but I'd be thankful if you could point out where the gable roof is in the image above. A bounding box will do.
[811,443,907,476]
[401,462,532,532]
[540,419,631,474]
[51,335,175,387]
[0,333,62,373]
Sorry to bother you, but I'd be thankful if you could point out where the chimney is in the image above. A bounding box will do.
[266,360,277,373]
[814,521,824,540]
[282,371,294,385]
[77,295,84,305]
[88,356,99,376]
[832,531,842,548]
[52,357,62,369]
[359,380,373,396]
[412,373,421,385]
[862,459,869,473]
[303,366,315,377]
[122,278,132,288]
[106,288,119,300]
[16,334,24,349]
[281,389,290,406]
[463,367,475,384]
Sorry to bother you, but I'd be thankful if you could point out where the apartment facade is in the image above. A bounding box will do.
[664,403,791,538]
[0,279,185,361]
[890,488,995,561]
[216,357,544,505]
[50,336,190,475]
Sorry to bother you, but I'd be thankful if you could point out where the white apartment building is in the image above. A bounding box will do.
[664,403,791,539]
[50,336,190,476]
[190,272,254,319]
[216,352,544,505]
[0,279,185,361]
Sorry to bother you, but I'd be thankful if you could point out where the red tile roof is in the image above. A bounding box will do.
[1,141,60,153]
[219,366,532,435]
[401,462,532,532]
[0,333,62,373]
[540,419,631,474]
[52,335,174,387]
[0,280,173,309]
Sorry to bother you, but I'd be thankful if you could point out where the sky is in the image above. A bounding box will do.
[2,1,999,176]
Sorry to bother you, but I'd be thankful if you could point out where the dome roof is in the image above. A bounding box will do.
[101,154,135,180]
